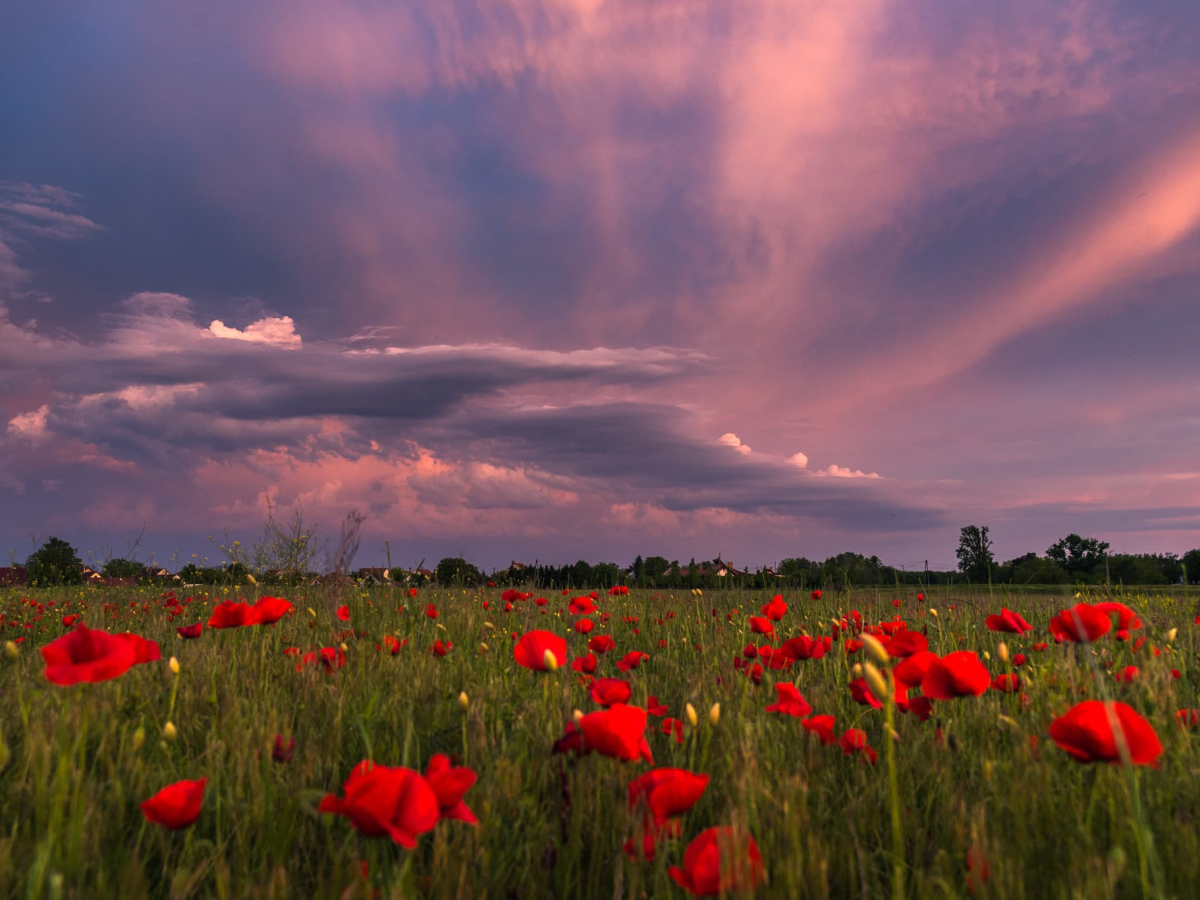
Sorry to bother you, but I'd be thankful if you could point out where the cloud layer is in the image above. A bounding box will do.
[1,0,1198,566]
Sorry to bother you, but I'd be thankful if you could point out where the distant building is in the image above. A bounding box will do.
[0,566,28,586]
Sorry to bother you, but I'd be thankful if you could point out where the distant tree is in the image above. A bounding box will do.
[1106,554,1169,586]
[956,526,995,582]
[1184,549,1200,584]
[102,558,144,579]
[435,557,483,586]
[26,536,84,586]
[631,555,645,585]
[1046,533,1110,579]
[592,562,622,587]
[1006,553,1070,585]
[641,556,671,586]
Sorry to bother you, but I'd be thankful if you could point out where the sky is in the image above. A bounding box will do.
[2,0,1199,573]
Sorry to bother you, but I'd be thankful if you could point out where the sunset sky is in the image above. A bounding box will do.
[2,1,1199,572]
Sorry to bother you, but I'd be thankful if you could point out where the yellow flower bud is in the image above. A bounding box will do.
[929,608,938,617]
[162,721,178,742]
[685,703,698,727]
[572,709,584,723]
[339,642,348,652]
[864,662,890,702]
[543,648,559,672]
[851,662,863,679]
[458,691,469,710]
[479,642,489,652]
[307,607,317,618]
[246,573,257,585]
[997,642,1009,663]
[4,641,18,660]
[436,623,447,631]
[861,633,889,665]
[709,702,721,726]
[132,726,146,751]
[983,650,991,661]
[1167,628,1178,643]
[168,656,180,674]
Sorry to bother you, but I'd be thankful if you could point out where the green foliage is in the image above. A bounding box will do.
[1046,533,1111,579]
[1,582,1198,898]
[956,525,995,582]
[1184,549,1200,584]
[101,558,145,579]
[434,556,483,586]
[25,536,83,586]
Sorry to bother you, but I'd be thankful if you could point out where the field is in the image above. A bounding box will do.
[1,582,1198,899]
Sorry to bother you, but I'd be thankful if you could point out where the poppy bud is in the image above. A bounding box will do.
[307,607,317,618]
[436,623,447,632]
[480,642,489,652]
[983,650,991,661]
[543,649,559,672]
[572,709,584,723]
[339,642,349,652]
[851,663,863,679]
[132,726,146,751]
[169,656,181,674]
[864,662,889,701]
[861,634,889,665]
[709,702,721,726]
[997,642,1009,663]
[162,721,178,742]
[458,691,469,710]
[686,703,698,727]
[4,641,18,660]
[246,573,258,585]
[1167,628,1178,643]
[929,608,938,617]
[483,622,495,630]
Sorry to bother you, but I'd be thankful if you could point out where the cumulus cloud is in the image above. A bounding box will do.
[208,316,303,347]
[718,433,752,455]
[816,464,882,480]
[6,404,49,442]
[787,451,808,469]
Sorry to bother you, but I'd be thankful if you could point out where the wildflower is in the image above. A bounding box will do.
[319,761,439,847]
[685,703,698,728]
[1049,700,1161,765]
[140,779,205,829]
[985,608,1033,634]
[424,753,478,824]
[168,656,180,674]
[272,735,295,763]
[669,827,764,897]
[512,631,567,672]
[590,678,633,707]
[1049,603,1111,643]
[709,703,720,726]
[162,721,178,742]
[765,683,811,717]
[41,623,137,685]
[176,623,203,640]
[802,714,836,744]
[922,651,990,700]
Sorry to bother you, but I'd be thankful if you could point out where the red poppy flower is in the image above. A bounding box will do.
[646,695,669,716]
[662,717,685,744]
[208,600,256,629]
[1176,709,1200,730]
[748,616,775,636]
[590,677,633,707]
[408,587,418,598]
[1094,601,1142,631]
[917,592,925,602]
[536,597,548,607]
[802,714,836,744]
[61,614,81,627]
[1012,653,1027,667]
[431,640,453,657]
[423,753,478,825]
[140,778,206,829]
[272,735,295,763]
[1049,700,1161,765]
[991,673,1020,693]
[985,608,1033,634]
[765,682,812,717]
[574,618,595,635]
[781,635,826,661]
[248,596,290,625]
[907,696,934,721]
[838,728,878,764]
[116,632,162,664]
[1048,603,1111,643]
[669,826,764,897]
[883,630,928,658]
[846,677,882,708]
[922,651,991,700]
[588,634,616,654]
[967,847,990,894]
[1110,665,1138,683]
[629,768,709,825]
[319,761,440,847]
[570,596,597,615]
[41,623,139,685]
[811,590,822,600]
[571,653,599,674]
[616,651,650,672]
[744,663,764,685]
[513,631,567,671]
[176,622,203,640]
[761,595,787,621]
[578,704,654,762]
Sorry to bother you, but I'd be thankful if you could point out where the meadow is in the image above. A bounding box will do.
[1,581,1197,899]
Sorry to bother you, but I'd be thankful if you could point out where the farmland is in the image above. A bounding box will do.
[1,583,1197,899]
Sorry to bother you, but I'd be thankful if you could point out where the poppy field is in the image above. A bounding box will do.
[1,583,1198,899]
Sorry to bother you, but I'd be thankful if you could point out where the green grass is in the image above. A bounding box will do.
[1,583,1197,899]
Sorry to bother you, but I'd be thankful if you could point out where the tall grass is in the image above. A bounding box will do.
[0,583,1196,898]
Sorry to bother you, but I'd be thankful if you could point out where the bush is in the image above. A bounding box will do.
[26,537,83,586]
